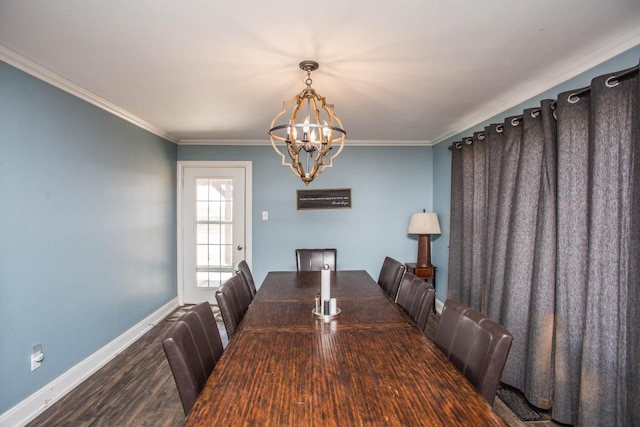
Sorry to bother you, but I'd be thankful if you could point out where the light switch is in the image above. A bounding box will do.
[31,344,44,371]
[262,211,269,221]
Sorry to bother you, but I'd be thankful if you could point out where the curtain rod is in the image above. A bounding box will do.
[448,64,639,151]
[567,64,639,103]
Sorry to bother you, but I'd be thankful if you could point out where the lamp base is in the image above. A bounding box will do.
[416,234,433,268]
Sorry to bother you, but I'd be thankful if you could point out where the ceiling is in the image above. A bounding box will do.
[1,1,639,145]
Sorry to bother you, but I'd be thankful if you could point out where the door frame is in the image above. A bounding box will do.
[177,160,252,305]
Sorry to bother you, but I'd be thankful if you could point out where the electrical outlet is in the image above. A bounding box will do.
[31,344,44,371]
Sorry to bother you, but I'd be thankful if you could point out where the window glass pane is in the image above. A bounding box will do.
[196,224,209,244]
[196,245,208,266]
[209,224,220,243]
[211,180,223,199]
[209,201,222,221]
[222,244,232,267]
[208,245,222,267]
[221,224,232,243]
[196,179,210,200]
[214,272,223,287]
[220,179,233,200]
[197,272,210,288]
[222,201,232,221]
[196,201,209,222]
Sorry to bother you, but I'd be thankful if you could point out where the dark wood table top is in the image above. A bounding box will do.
[254,270,388,302]
[184,270,507,426]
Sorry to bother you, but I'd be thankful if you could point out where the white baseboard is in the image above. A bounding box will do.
[0,297,179,427]
[435,298,444,314]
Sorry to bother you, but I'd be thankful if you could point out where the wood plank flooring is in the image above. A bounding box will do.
[27,310,186,427]
[27,306,559,427]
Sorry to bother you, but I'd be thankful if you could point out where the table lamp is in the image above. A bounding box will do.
[408,210,441,267]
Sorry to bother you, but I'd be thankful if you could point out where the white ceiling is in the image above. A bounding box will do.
[1,1,639,145]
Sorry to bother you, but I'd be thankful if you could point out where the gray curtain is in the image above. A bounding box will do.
[448,133,488,309]
[487,101,558,410]
[554,67,640,425]
[447,61,639,425]
[448,142,464,302]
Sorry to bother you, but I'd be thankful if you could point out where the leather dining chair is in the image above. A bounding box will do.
[395,272,436,333]
[161,302,224,415]
[434,299,513,405]
[215,274,253,340]
[295,248,337,271]
[377,256,406,301]
[189,302,224,364]
[235,260,257,297]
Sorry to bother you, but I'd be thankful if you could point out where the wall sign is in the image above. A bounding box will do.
[297,188,352,210]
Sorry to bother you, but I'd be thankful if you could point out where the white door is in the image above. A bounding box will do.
[178,162,251,304]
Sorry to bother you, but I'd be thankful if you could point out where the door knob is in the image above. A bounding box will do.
[237,245,243,250]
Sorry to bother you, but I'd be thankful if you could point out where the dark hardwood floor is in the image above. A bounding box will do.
[27,309,187,427]
[27,305,558,427]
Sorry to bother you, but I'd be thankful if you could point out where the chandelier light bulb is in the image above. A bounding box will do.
[323,122,330,138]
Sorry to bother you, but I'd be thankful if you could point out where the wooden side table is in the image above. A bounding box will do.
[405,263,436,288]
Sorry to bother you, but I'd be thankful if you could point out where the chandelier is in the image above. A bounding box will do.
[268,60,346,185]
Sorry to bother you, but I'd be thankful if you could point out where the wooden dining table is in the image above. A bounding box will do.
[183,270,507,426]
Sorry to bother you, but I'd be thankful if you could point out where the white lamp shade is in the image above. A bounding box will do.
[408,212,441,235]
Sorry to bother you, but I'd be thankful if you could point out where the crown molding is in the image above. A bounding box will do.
[0,48,429,148]
[0,44,429,148]
[178,138,434,146]
[0,43,179,144]
[5,25,637,149]
[432,27,640,145]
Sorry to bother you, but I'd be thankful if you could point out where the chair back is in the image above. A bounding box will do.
[395,273,435,332]
[161,303,224,415]
[235,260,257,296]
[434,299,513,404]
[188,302,224,367]
[377,256,406,300]
[215,274,252,339]
[295,248,337,271]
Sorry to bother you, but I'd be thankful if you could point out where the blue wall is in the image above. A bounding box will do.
[431,45,640,302]
[0,61,178,413]
[178,145,434,285]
